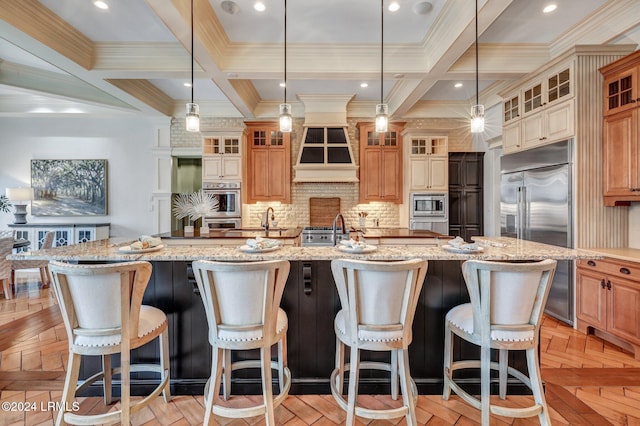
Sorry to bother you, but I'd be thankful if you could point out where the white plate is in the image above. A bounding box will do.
[336,245,377,254]
[441,244,484,254]
[238,244,282,253]
[118,244,164,254]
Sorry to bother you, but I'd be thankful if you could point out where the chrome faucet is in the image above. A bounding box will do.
[262,207,275,232]
[332,213,346,246]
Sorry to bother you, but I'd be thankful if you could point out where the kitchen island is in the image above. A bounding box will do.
[9,237,598,396]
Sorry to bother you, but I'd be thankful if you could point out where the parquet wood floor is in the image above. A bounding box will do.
[2,272,640,425]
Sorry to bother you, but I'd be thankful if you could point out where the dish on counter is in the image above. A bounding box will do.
[336,244,377,254]
[441,244,484,254]
[238,244,282,253]
[118,244,164,254]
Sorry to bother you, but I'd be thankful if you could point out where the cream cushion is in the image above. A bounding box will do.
[74,306,167,347]
[217,307,288,342]
[334,310,406,342]
[446,303,534,342]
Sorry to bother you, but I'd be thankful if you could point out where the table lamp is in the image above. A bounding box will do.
[6,187,34,224]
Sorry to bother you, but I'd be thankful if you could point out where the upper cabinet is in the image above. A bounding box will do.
[404,133,448,192]
[202,131,242,182]
[245,122,291,204]
[501,64,574,154]
[600,50,640,206]
[358,122,404,203]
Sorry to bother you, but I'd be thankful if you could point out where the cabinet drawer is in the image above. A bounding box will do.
[578,258,640,281]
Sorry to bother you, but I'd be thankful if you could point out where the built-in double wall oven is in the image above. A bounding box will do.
[202,181,241,229]
[409,193,449,234]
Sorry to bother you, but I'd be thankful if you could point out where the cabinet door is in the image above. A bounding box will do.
[245,124,291,203]
[381,149,402,201]
[603,109,637,196]
[545,99,574,142]
[503,122,521,153]
[409,158,428,191]
[202,157,222,180]
[267,148,288,201]
[428,156,448,190]
[221,156,241,180]
[576,268,607,329]
[360,124,403,203]
[521,113,545,148]
[522,82,544,116]
[604,67,638,116]
[607,277,640,344]
[249,149,269,199]
[362,149,382,200]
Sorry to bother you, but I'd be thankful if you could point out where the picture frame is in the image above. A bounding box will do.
[31,159,108,216]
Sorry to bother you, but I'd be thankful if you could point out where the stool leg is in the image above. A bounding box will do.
[499,349,508,400]
[442,323,453,400]
[526,347,551,426]
[278,335,287,393]
[102,354,112,405]
[480,345,491,426]
[260,345,276,426]
[121,348,131,426]
[56,352,81,426]
[204,347,223,426]
[39,266,49,288]
[222,349,231,400]
[346,346,360,426]
[1,278,12,300]
[391,349,399,400]
[335,336,345,395]
[160,327,172,402]
[398,348,416,426]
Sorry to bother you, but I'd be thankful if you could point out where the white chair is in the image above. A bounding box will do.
[49,261,171,426]
[11,230,55,294]
[442,259,557,426]
[0,237,13,299]
[330,258,428,426]
[192,259,291,426]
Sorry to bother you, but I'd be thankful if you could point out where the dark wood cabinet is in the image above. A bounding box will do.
[448,152,484,241]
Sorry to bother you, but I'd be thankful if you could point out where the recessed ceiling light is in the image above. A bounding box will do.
[184,82,192,87]
[254,1,266,12]
[454,82,463,88]
[388,2,400,12]
[543,4,557,13]
[279,82,286,88]
[360,82,369,88]
[93,1,109,10]
[220,0,240,15]
[412,1,433,15]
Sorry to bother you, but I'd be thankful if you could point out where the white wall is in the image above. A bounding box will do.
[0,116,169,237]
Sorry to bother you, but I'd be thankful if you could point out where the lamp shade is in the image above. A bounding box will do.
[6,187,34,202]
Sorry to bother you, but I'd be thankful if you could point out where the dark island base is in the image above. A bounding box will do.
[76,260,532,397]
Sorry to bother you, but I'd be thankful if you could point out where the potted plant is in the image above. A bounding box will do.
[172,190,219,235]
[0,195,12,214]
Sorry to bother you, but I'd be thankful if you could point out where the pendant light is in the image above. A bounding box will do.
[375,0,388,133]
[279,0,292,132]
[185,0,200,132]
[470,0,484,133]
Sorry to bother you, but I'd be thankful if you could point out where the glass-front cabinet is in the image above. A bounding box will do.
[8,223,110,251]
[201,130,244,182]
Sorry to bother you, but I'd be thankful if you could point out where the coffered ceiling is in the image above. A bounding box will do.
[0,0,639,119]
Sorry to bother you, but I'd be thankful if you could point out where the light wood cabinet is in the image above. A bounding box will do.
[245,122,291,204]
[576,257,640,359]
[404,134,448,192]
[202,134,242,181]
[358,122,404,203]
[600,50,640,205]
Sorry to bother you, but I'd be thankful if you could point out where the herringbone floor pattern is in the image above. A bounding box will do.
[2,272,640,425]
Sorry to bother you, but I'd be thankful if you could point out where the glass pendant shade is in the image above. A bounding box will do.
[279,103,292,132]
[185,102,200,132]
[375,103,389,133]
[470,104,485,133]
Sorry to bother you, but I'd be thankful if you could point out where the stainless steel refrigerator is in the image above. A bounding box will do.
[500,140,574,325]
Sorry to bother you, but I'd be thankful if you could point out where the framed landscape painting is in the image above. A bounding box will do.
[31,159,108,216]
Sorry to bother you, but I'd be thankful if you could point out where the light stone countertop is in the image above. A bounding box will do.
[577,247,640,264]
[8,236,601,262]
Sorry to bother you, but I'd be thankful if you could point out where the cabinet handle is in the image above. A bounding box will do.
[587,260,596,267]
[620,267,631,275]
[600,279,606,289]
[303,263,312,295]
[607,280,612,290]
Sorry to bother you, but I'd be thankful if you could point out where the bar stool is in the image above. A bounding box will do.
[11,230,54,292]
[330,258,428,426]
[0,237,13,299]
[49,261,171,426]
[192,259,291,426]
[442,259,557,426]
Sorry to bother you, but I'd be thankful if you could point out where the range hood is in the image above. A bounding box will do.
[293,95,359,183]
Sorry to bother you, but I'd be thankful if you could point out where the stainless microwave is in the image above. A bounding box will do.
[410,193,447,219]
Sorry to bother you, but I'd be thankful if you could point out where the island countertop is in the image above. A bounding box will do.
[8,236,600,262]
